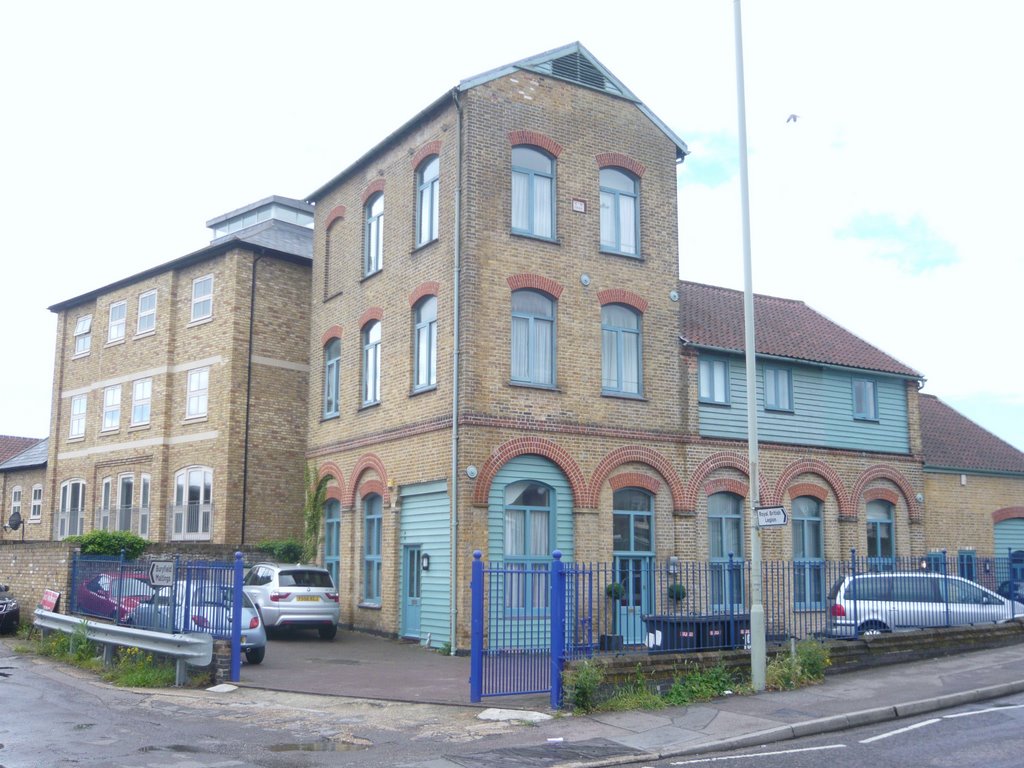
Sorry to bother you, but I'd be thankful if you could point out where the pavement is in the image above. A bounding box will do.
[231,628,1024,766]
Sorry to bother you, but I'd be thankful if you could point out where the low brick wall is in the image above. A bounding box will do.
[565,619,1024,698]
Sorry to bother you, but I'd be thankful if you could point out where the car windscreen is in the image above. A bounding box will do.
[278,570,333,588]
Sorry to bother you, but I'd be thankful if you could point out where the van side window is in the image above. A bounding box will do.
[948,580,986,604]
[893,576,941,603]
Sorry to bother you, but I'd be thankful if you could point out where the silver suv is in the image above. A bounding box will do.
[243,563,340,640]
[828,571,1024,636]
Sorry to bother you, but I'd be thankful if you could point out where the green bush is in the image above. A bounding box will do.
[562,660,605,713]
[666,583,687,602]
[605,582,625,600]
[64,530,148,559]
[103,646,177,687]
[257,538,305,563]
[663,663,735,706]
[766,640,830,690]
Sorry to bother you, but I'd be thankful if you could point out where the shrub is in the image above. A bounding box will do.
[64,530,148,559]
[605,582,625,600]
[257,538,305,563]
[103,646,177,687]
[766,640,830,690]
[562,660,605,713]
[666,583,687,602]
[663,663,734,706]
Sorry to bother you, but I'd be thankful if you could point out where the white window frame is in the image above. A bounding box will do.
[116,473,134,532]
[99,476,112,531]
[511,146,555,239]
[599,167,639,256]
[362,321,381,405]
[191,274,214,322]
[853,378,878,421]
[107,300,127,343]
[699,357,730,405]
[131,378,152,426]
[413,296,437,391]
[57,479,86,540]
[365,193,384,276]
[139,473,151,538]
[30,485,42,519]
[73,314,92,356]
[600,303,642,396]
[137,290,157,335]
[10,486,21,522]
[172,466,213,540]
[323,339,341,418]
[102,385,121,431]
[416,156,440,247]
[186,367,209,419]
[764,366,793,412]
[69,394,87,438]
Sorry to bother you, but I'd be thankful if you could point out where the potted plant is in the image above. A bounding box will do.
[605,581,626,602]
[667,583,687,603]
[600,581,626,651]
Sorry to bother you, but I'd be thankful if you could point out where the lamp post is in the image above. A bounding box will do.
[733,0,766,692]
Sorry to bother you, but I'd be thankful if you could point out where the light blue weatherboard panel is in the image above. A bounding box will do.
[698,354,910,454]
[487,454,575,563]
[995,519,1024,556]
[400,481,450,648]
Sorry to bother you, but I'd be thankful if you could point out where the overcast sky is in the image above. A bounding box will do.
[2,1,1021,453]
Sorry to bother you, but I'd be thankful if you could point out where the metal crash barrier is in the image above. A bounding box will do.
[33,608,213,686]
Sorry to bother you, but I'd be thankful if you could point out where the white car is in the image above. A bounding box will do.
[243,563,340,640]
[828,571,1024,636]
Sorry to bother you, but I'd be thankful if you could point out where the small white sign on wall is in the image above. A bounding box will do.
[755,505,788,528]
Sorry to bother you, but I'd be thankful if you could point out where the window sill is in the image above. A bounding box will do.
[601,391,647,402]
[128,423,151,432]
[361,268,383,283]
[183,415,208,425]
[188,316,214,328]
[854,417,880,423]
[599,247,643,261]
[71,351,90,360]
[28,518,41,525]
[410,385,437,397]
[765,407,795,414]
[412,237,439,255]
[99,428,121,436]
[509,381,561,393]
[359,401,381,412]
[133,330,156,341]
[321,413,340,422]
[699,399,732,407]
[67,436,85,443]
[104,338,126,348]
[358,601,381,610]
[511,231,560,246]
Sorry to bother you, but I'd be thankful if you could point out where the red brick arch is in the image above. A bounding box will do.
[409,282,440,307]
[681,452,771,513]
[325,205,346,230]
[608,472,662,495]
[324,485,344,504]
[412,140,442,169]
[317,461,348,507]
[508,130,563,158]
[587,446,685,512]
[358,307,384,328]
[361,179,385,205]
[507,273,564,299]
[864,487,899,505]
[787,483,829,502]
[320,325,343,346]
[349,453,391,508]
[472,437,585,507]
[596,152,646,178]
[993,507,1024,524]
[774,459,851,517]
[597,288,648,314]
[704,478,748,498]
[850,465,921,522]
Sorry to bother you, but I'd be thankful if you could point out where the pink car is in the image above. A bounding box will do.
[76,572,155,621]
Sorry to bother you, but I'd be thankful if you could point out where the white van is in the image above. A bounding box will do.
[827,571,1024,636]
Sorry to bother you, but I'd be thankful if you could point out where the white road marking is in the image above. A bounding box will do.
[943,703,1024,719]
[859,718,941,744]
[669,744,847,764]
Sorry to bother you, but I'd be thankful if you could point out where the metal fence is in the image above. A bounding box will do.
[470,548,1024,706]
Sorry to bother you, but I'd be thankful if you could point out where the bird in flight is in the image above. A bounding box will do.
[786,114,799,123]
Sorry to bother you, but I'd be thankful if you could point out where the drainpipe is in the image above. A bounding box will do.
[240,251,265,546]
[449,88,463,654]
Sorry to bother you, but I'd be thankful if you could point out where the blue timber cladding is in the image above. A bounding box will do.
[698,353,911,454]
[399,480,451,648]
[487,454,575,562]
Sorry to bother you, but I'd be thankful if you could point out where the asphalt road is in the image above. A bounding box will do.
[661,693,1024,768]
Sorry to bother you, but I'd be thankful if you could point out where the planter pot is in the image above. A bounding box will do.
[599,634,624,652]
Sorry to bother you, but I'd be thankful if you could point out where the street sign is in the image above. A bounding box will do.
[149,560,175,587]
[755,505,788,528]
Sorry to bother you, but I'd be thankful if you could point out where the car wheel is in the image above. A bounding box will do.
[858,621,887,636]
[245,646,266,665]
[318,624,338,640]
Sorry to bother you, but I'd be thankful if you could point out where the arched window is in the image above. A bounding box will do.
[363,493,382,604]
[601,304,641,395]
[792,496,824,609]
[412,296,437,391]
[364,193,384,275]
[866,499,894,568]
[503,480,553,613]
[416,156,439,246]
[173,466,213,541]
[323,338,341,417]
[511,146,554,238]
[324,498,341,590]
[30,484,43,519]
[708,492,744,609]
[362,320,382,405]
[511,290,555,387]
[599,167,638,256]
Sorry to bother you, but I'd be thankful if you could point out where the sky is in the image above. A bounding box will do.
[2,1,1022,453]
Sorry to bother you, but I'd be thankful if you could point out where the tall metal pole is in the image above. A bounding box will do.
[733,0,766,691]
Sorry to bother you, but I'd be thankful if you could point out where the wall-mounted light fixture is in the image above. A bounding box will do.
[420,553,430,571]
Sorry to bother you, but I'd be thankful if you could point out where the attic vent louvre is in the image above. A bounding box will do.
[542,52,621,95]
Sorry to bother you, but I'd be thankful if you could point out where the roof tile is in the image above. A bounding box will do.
[919,394,1024,474]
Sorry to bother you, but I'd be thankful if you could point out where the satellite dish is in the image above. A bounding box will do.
[6,510,22,531]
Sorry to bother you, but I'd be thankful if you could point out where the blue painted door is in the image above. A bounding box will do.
[401,545,422,639]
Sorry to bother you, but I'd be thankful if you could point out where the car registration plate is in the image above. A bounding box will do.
[297,595,318,602]
[241,635,247,644]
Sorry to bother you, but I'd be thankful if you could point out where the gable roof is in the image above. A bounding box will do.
[919,394,1024,475]
[0,438,48,472]
[308,42,687,202]
[0,435,40,466]
[678,281,922,378]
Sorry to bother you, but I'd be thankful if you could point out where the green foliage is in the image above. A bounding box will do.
[102,646,177,687]
[766,640,831,690]
[663,663,735,706]
[302,462,330,563]
[666,583,687,601]
[437,641,452,656]
[562,660,605,713]
[64,530,148,559]
[600,665,665,711]
[605,582,625,600]
[257,538,305,564]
